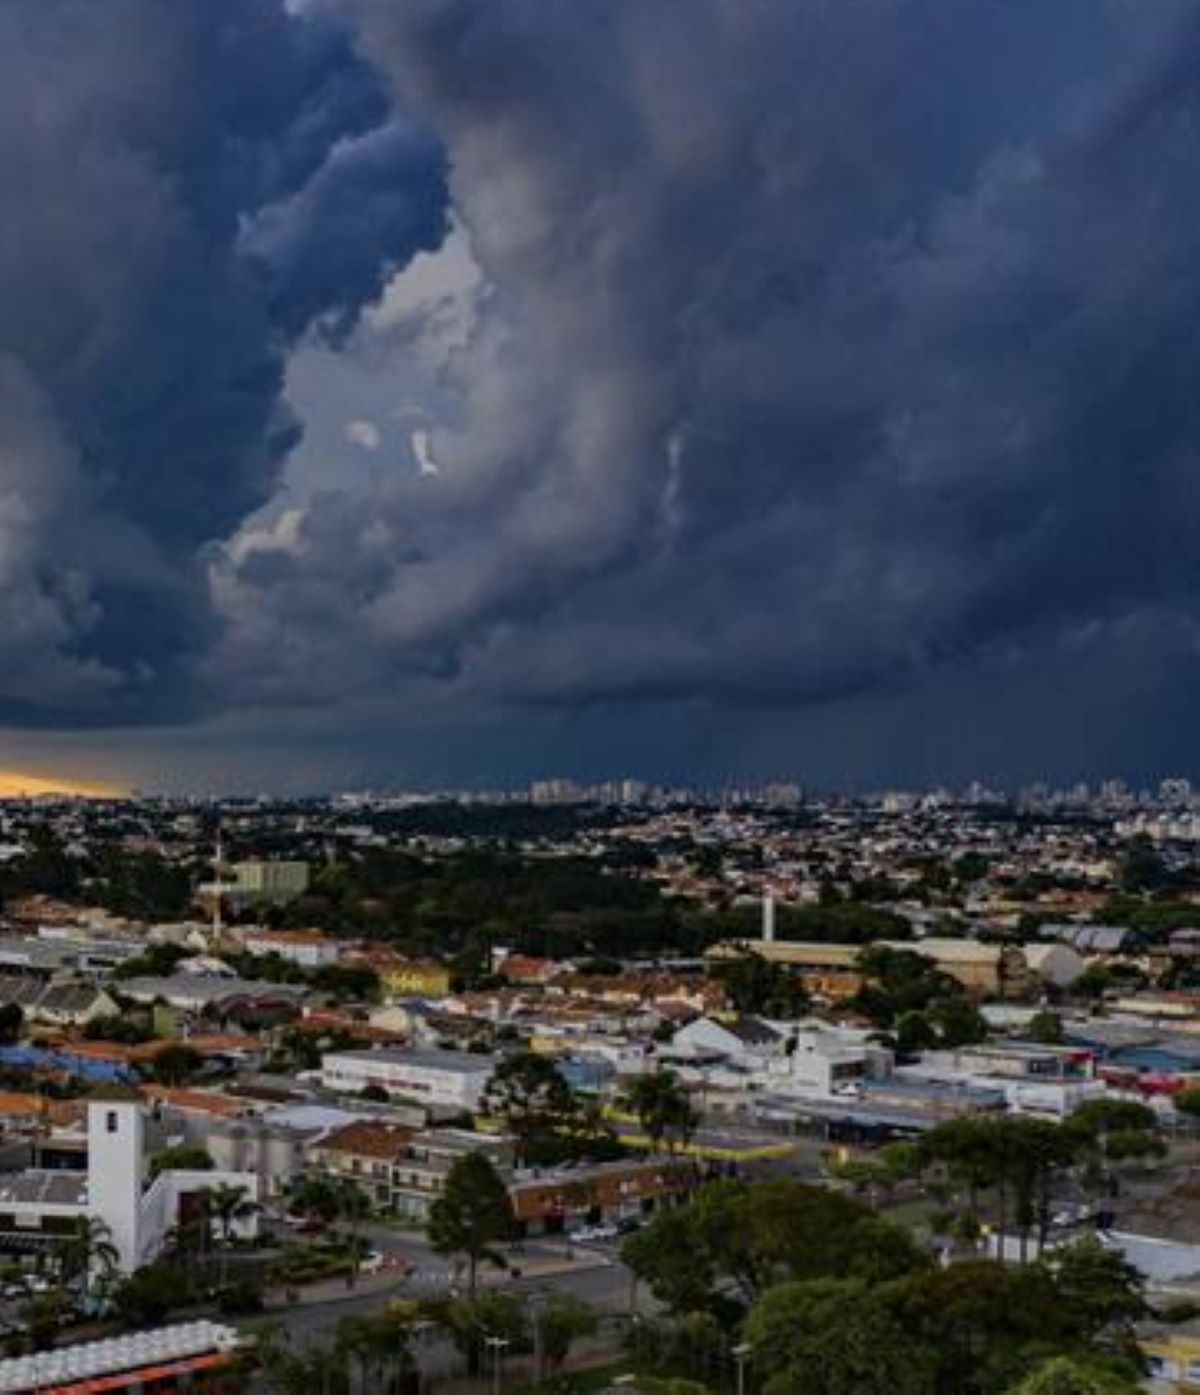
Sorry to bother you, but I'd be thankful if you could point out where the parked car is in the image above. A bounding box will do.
[571,1223,618,1243]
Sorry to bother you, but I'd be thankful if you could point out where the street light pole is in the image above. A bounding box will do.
[485,1334,510,1395]
[527,1289,548,1389]
[733,1342,752,1395]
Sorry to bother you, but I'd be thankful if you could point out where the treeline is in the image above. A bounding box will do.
[266,850,690,961]
[0,834,195,921]
[623,1177,1147,1395]
[705,900,912,945]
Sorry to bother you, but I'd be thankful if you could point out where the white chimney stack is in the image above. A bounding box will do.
[762,893,776,943]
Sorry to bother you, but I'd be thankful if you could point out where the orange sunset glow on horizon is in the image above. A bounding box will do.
[0,771,127,799]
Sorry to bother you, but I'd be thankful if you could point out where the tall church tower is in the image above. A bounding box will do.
[86,1092,145,1274]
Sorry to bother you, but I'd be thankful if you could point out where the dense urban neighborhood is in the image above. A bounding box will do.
[0,782,1200,1391]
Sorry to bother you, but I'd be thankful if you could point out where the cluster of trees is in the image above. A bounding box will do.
[481,1051,624,1166]
[266,1025,362,1073]
[160,1181,260,1291]
[285,1174,372,1279]
[622,1070,698,1153]
[253,1284,598,1394]
[919,1102,1164,1260]
[0,831,198,922]
[253,1305,417,1395]
[704,901,912,946]
[257,848,684,966]
[480,1052,701,1166]
[622,1177,1147,1395]
[712,954,811,1018]
[852,946,988,1051]
[422,1150,600,1379]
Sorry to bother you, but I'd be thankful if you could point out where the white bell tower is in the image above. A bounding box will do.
[86,1096,145,1274]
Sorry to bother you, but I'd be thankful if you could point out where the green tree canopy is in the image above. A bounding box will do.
[148,1042,204,1086]
[622,1179,926,1315]
[1007,1356,1140,1395]
[149,1145,214,1179]
[712,954,811,1018]
[482,1051,579,1166]
[746,1277,938,1395]
[623,1069,697,1154]
[426,1151,515,1301]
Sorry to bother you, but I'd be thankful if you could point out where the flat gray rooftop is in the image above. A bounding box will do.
[0,1171,86,1207]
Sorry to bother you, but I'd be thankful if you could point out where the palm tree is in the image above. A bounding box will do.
[567,1096,614,1160]
[333,1178,372,1288]
[55,1216,118,1310]
[623,1070,697,1155]
[206,1182,259,1286]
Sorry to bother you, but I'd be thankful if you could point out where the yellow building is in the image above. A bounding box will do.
[706,937,1034,998]
[379,959,453,1000]
[1141,1327,1200,1392]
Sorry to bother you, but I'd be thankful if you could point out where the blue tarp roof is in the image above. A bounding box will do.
[0,1044,134,1083]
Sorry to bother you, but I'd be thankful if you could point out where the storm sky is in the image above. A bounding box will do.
[2,0,1200,792]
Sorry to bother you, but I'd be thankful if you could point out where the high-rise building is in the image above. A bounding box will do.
[530,779,581,805]
[1160,777,1193,808]
[763,782,803,809]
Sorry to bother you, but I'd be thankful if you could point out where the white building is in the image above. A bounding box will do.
[1021,942,1087,989]
[898,1043,1103,1119]
[0,1095,259,1275]
[321,1048,493,1110]
[242,928,342,969]
[668,1016,891,1099]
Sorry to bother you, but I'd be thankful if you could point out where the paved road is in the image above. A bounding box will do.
[259,1232,635,1344]
[242,1235,637,1393]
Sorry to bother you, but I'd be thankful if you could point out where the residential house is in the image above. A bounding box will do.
[0,977,119,1029]
[309,1120,415,1208]
[241,928,342,969]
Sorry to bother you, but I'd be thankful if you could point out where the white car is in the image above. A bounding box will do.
[571,1223,618,1243]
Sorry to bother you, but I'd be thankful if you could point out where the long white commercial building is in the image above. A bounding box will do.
[321,1048,493,1109]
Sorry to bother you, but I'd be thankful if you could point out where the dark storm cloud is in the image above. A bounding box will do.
[220,0,1200,738]
[0,0,446,722]
[11,0,1200,780]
